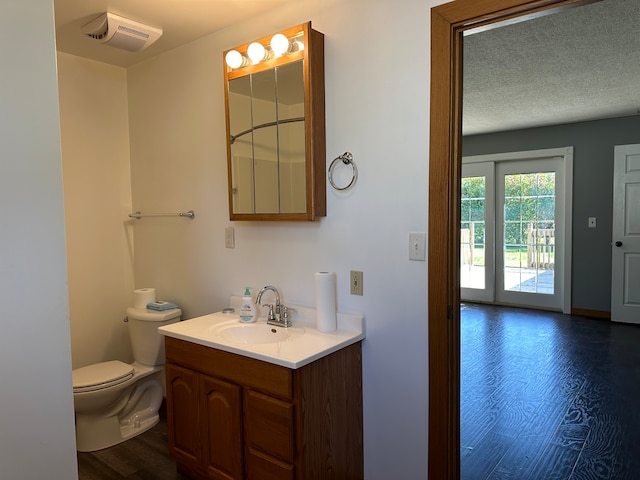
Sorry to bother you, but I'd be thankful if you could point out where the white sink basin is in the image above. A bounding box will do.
[209,321,304,345]
[158,303,365,368]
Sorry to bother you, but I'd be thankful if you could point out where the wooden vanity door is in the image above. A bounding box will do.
[165,363,200,472]
[201,375,244,480]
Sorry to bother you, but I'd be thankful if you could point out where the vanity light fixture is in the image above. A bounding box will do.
[225,49,247,69]
[225,32,305,69]
[271,33,291,57]
[247,41,268,63]
[270,33,292,56]
[270,33,305,57]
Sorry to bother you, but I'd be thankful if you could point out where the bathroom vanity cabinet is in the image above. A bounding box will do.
[164,337,363,480]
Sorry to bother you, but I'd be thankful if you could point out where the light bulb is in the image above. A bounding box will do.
[225,50,246,69]
[247,42,267,64]
[270,34,291,56]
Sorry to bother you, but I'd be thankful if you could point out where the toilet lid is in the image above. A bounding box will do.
[72,360,135,393]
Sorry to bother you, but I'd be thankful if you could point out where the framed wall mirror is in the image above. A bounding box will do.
[223,22,326,221]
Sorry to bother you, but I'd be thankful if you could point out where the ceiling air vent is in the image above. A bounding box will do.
[81,13,162,52]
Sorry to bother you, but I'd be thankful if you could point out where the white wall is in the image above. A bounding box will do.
[127,0,435,477]
[57,53,135,369]
[0,1,78,478]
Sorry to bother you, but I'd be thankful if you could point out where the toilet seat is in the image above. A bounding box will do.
[73,360,135,393]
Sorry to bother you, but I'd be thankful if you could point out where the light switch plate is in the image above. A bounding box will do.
[588,217,596,228]
[409,232,426,261]
[350,270,363,296]
[225,226,235,248]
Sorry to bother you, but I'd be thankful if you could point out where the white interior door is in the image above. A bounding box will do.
[611,144,640,324]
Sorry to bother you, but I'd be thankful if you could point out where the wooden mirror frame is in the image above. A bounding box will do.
[428,0,595,478]
[223,22,326,221]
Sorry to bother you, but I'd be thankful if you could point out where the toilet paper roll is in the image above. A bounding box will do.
[315,272,337,333]
[133,288,156,309]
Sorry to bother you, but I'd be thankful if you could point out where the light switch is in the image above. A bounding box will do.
[409,232,426,261]
[350,270,363,296]
[588,217,596,228]
[225,226,235,248]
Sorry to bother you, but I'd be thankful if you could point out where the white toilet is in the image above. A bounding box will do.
[72,306,181,452]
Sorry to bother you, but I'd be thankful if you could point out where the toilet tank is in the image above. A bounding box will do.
[125,307,181,366]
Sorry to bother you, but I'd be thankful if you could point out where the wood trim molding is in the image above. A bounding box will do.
[427,1,596,478]
[428,7,460,480]
[571,308,611,320]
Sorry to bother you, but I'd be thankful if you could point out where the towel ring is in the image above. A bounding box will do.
[328,152,358,191]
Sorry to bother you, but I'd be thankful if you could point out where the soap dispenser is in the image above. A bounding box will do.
[239,287,257,323]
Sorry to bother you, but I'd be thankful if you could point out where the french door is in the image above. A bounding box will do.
[461,148,573,312]
[460,162,495,303]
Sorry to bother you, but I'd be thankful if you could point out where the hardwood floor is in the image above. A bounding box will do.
[461,303,640,480]
[77,416,188,480]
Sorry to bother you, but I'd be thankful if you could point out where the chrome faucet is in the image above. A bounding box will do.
[256,285,292,327]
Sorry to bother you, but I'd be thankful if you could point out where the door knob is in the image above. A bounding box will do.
[615,241,623,247]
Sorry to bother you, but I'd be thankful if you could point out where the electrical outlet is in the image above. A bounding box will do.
[350,270,363,296]
[225,226,235,248]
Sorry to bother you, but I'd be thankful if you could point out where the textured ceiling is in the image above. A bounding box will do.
[463,0,640,135]
[53,0,640,136]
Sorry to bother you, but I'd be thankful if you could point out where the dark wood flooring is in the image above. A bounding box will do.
[461,303,640,480]
[77,416,188,480]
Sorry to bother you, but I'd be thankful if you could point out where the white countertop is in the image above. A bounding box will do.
[158,298,365,369]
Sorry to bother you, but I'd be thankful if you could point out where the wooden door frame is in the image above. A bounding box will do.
[428,0,595,478]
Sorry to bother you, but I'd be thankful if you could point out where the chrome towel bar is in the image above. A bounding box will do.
[128,210,195,219]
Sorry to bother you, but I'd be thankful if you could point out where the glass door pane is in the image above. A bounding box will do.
[461,176,486,290]
[461,162,495,303]
[503,172,555,295]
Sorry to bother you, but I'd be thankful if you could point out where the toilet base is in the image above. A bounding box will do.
[75,375,163,452]
[76,412,160,452]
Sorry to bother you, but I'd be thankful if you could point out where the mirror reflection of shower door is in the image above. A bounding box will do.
[461,163,495,303]
[461,153,569,312]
